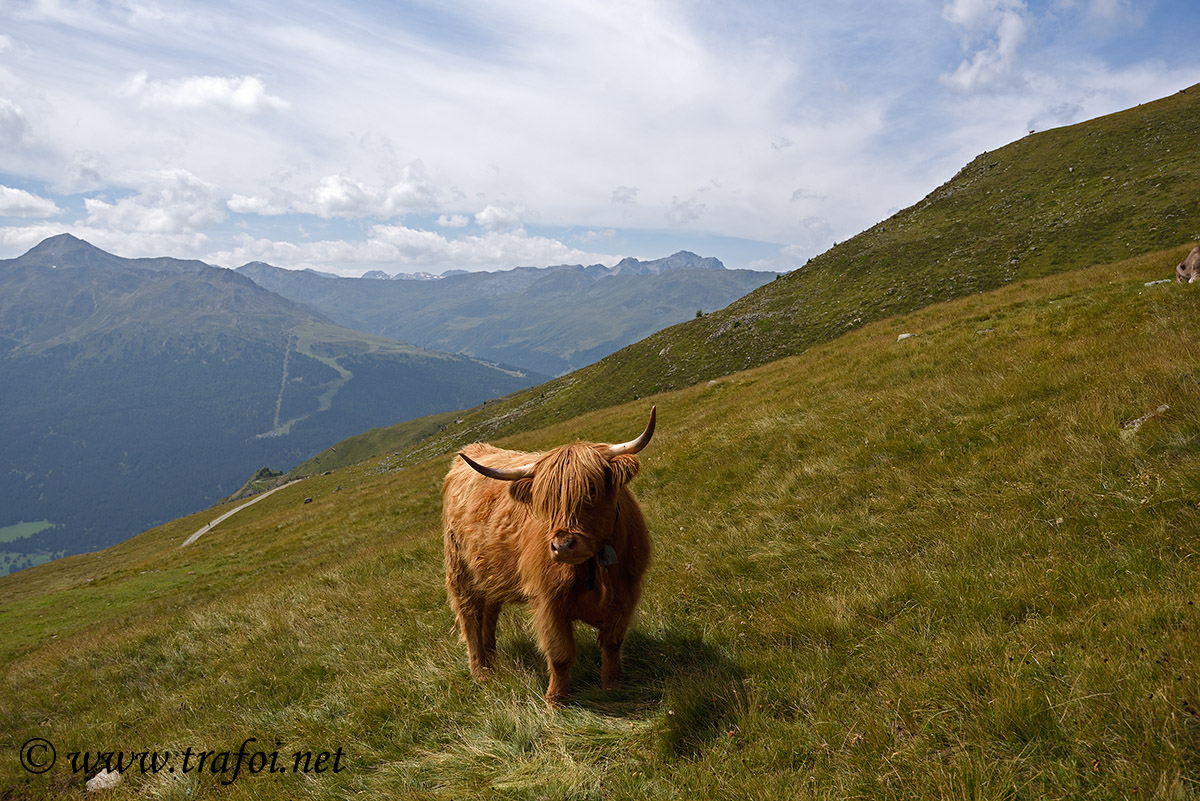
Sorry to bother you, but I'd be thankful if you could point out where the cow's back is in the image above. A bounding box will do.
[443,444,534,602]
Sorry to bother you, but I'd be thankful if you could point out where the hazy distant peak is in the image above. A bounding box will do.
[14,233,116,268]
[611,251,725,275]
[362,269,443,280]
[9,235,218,275]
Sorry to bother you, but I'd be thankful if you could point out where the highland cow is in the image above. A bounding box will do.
[442,408,655,705]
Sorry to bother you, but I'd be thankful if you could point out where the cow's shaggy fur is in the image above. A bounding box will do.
[442,426,652,705]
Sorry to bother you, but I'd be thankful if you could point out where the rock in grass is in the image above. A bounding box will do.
[86,768,121,792]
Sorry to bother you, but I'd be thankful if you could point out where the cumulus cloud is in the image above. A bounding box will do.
[206,225,618,275]
[0,185,63,218]
[231,167,439,219]
[474,204,524,232]
[84,169,225,234]
[940,0,1031,92]
[436,214,469,228]
[306,174,374,218]
[381,162,438,215]
[227,194,284,215]
[124,71,289,113]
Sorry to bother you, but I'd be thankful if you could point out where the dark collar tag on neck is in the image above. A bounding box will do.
[598,544,617,567]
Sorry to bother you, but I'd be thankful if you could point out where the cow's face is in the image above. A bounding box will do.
[512,445,640,564]
[458,407,656,565]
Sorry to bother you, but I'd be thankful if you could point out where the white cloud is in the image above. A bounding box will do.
[84,169,225,234]
[0,98,31,149]
[227,194,284,215]
[1083,0,1138,25]
[940,0,1031,92]
[305,174,374,218]
[574,229,616,245]
[229,168,439,219]
[55,151,111,194]
[436,214,469,228]
[611,186,639,205]
[666,196,706,225]
[124,71,289,113]
[474,204,524,232]
[206,225,618,275]
[380,162,438,215]
[746,244,812,272]
[0,185,62,218]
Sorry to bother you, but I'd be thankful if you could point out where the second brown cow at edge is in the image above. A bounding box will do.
[442,408,655,705]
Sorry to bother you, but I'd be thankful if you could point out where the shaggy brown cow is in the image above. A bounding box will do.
[1177,244,1200,283]
[442,408,655,704]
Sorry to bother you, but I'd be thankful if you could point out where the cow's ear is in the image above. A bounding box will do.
[509,477,534,504]
[609,454,640,487]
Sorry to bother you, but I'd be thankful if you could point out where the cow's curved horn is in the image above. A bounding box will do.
[606,406,656,457]
[459,452,534,481]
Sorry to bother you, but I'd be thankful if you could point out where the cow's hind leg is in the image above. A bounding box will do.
[455,596,494,679]
[480,601,501,668]
[446,543,495,680]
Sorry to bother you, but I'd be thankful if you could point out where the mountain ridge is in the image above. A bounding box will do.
[236,250,773,376]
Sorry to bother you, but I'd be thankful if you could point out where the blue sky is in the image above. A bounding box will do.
[1,0,1197,275]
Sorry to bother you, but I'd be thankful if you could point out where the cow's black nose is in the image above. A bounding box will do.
[551,536,578,555]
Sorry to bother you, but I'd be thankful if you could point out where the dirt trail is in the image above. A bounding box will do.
[181,480,300,547]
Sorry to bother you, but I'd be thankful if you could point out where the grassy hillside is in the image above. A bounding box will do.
[2,250,1197,799]
[290,83,1200,473]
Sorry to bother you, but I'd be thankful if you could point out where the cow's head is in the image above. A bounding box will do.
[459,407,655,564]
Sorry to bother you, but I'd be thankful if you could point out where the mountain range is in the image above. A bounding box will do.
[237,251,774,376]
[0,235,540,563]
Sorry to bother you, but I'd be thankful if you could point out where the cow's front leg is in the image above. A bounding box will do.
[532,600,576,706]
[598,611,633,691]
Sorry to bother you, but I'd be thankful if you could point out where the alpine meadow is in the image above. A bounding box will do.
[1,86,1199,801]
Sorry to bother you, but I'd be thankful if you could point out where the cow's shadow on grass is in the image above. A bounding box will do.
[501,627,747,758]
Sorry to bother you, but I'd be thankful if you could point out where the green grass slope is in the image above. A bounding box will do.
[291,83,1200,472]
[2,251,1197,799]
